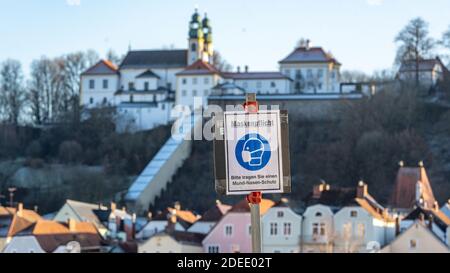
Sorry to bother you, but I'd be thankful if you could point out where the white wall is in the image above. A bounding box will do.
[234,79,291,94]
[176,74,220,109]
[302,204,334,244]
[116,101,172,132]
[280,63,340,93]
[262,207,302,253]
[81,75,119,107]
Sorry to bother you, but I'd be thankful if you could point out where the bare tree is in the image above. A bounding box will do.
[341,70,370,83]
[0,59,25,126]
[442,25,450,50]
[395,17,436,86]
[213,50,232,72]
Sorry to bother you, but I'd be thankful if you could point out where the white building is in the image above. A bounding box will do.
[397,57,449,87]
[301,182,396,253]
[279,40,341,93]
[261,198,302,253]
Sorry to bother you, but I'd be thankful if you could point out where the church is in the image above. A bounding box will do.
[80,9,347,132]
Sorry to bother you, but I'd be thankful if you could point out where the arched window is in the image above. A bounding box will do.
[315,212,322,217]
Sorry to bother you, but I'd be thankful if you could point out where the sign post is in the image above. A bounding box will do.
[213,93,291,253]
[243,94,262,253]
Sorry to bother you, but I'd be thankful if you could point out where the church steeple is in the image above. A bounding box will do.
[187,9,213,65]
[202,13,214,64]
[187,9,204,65]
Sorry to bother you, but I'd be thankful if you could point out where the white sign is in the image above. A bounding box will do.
[223,110,283,195]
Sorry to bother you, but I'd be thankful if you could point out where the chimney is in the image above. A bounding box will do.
[34,205,38,213]
[17,203,23,217]
[306,39,311,50]
[433,201,439,211]
[174,201,181,211]
[68,218,77,232]
[356,181,368,198]
[111,202,116,213]
[237,66,241,73]
[313,182,326,199]
[428,214,433,230]
[245,65,249,73]
[395,216,401,236]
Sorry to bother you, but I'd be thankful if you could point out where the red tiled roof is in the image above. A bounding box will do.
[81,60,118,76]
[0,206,42,237]
[279,46,341,65]
[229,199,275,215]
[389,166,436,209]
[176,60,220,76]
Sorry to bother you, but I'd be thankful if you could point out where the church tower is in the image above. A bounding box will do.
[202,13,214,64]
[187,9,204,65]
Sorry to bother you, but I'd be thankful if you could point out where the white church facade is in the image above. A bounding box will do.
[80,9,346,132]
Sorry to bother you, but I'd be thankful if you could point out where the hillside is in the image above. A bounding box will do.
[152,90,450,214]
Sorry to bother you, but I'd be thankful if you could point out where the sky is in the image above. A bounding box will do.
[0,0,449,77]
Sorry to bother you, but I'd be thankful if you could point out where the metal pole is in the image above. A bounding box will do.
[249,199,262,253]
[244,93,262,253]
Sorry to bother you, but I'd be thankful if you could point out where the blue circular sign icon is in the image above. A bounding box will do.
[235,133,271,171]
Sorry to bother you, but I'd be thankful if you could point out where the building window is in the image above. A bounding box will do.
[318,69,324,78]
[313,223,326,236]
[285,69,290,77]
[357,223,365,237]
[270,81,276,88]
[248,225,252,236]
[193,90,197,96]
[161,103,166,110]
[130,95,134,102]
[277,211,284,218]
[89,97,94,104]
[331,71,335,79]
[350,211,358,217]
[315,212,322,217]
[320,223,326,235]
[102,97,107,104]
[144,82,149,90]
[191,43,196,52]
[208,245,219,253]
[409,239,417,249]
[193,78,198,85]
[204,77,210,84]
[270,222,278,236]
[312,223,319,235]
[307,69,313,78]
[256,81,262,88]
[128,82,135,90]
[89,79,95,89]
[182,78,187,85]
[103,79,108,89]
[204,90,208,96]
[225,225,233,236]
[283,223,292,236]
